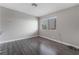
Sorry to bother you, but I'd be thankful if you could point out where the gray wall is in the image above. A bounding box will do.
[0,7,1,34]
[0,6,38,43]
[39,6,79,48]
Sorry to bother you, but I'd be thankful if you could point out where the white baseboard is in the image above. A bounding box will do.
[39,35,79,49]
[1,35,79,49]
[0,35,38,44]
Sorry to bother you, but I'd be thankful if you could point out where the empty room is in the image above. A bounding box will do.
[0,3,79,55]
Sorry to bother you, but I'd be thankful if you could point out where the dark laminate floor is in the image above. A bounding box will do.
[0,36,79,55]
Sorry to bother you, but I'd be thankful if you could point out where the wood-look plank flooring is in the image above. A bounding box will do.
[0,36,79,55]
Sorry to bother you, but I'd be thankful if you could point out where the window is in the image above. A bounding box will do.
[42,17,56,30]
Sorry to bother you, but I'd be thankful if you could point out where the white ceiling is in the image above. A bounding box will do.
[0,3,78,17]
